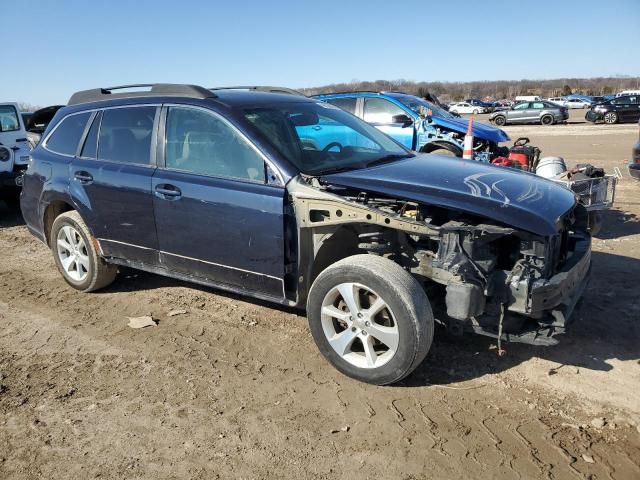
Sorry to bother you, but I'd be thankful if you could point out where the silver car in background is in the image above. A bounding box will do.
[489,100,569,126]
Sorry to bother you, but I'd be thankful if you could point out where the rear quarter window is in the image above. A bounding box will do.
[45,112,92,156]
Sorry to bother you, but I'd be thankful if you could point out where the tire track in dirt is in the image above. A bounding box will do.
[1,218,639,479]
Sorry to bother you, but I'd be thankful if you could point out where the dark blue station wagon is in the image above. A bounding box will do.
[21,84,592,384]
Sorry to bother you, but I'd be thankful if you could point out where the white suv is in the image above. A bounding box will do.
[0,102,32,207]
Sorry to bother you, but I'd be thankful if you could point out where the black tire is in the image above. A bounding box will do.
[541,115,554,125]
[307,254,434,385]
[424,143,463,158]
[493,115,507,126]
[603,112,618,124]
[50,210,117,292]
[473,109,479,114]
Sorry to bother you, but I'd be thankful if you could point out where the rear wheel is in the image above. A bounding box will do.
[603,112,618,124]
[493,115,507,126]
[307,254,434,385]
[541,115,554,125]
[50,211,117,292]
[473,109,479,114]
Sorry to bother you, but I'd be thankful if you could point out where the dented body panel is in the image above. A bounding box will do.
[320,154,577,237]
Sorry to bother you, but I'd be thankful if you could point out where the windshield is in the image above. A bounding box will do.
[243,101,412,175]
[387,93,455,119]
[0,105,20,133]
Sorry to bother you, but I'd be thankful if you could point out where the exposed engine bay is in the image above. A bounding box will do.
[289,175,592,346]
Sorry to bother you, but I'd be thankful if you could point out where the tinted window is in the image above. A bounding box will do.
[612,96,631,105]
[243,102,410,176]
[325,98,357,115]
[165,106,265,182]
[80,111,101,159]
[0,105,20,132]
[363,98,406,123]
[532,102,545,109]
[513,102,530,110]
[98,106,156,164]
[46,112,92,156]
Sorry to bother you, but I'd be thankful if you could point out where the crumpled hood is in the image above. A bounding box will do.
[430,116,510,144]
[321,154,576,236]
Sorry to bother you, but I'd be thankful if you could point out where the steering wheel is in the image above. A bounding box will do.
[322,142,344,153]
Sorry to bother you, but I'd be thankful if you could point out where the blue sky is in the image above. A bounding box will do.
[2,0,639,105]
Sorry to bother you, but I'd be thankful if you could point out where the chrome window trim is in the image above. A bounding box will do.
[97,238,283,283]
[162,103,285,186]
[42,110,94,158]
[43,104,162,160]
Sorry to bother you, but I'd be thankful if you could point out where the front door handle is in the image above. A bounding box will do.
[74,171,93,184]
[154,184,182,199]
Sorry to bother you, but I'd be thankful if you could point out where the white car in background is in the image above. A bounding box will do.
[564,98,591,109]
[448,102,486,114]
[547,97,568,106]
[0,102,32,208]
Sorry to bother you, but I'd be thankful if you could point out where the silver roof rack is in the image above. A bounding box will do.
[209,85,305,96]
[68,83,216,105]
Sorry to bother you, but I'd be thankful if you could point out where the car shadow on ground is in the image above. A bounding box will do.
[100,248,639,389]
[403,248,640,387]
[594,207,640,240]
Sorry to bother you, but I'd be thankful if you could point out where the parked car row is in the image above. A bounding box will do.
[314,91,510,161]
[15,83,594,384]
[586,94,640,124]
[489,100,569,126]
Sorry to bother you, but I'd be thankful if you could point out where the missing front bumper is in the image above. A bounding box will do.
[471,235,592,346]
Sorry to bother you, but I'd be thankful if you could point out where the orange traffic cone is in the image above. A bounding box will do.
[463,117,474,160]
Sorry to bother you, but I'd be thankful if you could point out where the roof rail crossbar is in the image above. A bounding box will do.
[208,85,305,96]
[67,83,216,105]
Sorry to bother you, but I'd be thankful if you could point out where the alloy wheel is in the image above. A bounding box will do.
[56,225,90,282]
[320,282,399,369]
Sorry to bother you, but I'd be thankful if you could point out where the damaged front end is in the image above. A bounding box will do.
[411,214,591,346]
[289,175,591,346]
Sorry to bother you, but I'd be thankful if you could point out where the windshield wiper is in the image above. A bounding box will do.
[315,164,364,175]
[365,154,412,168]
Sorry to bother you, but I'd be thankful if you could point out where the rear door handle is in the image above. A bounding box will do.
[74,171,93,184]
[154,184,182,199]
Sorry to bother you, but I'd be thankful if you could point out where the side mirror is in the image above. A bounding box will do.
[392,114,413,126]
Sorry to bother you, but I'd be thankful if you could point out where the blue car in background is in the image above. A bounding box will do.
[313,91,510,162]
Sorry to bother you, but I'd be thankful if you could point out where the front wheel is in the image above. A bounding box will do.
[473,109,479,114]
[603,112,618,124]
[493,115,507,126]
[50,211,117,292]
[307,255,434,385]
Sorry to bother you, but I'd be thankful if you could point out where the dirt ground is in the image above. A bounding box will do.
[1,110,639,479]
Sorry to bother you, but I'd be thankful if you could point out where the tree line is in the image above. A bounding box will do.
[301,76,640,102]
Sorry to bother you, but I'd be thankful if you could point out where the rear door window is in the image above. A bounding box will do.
[532,102,545,109]
[45,112,92,156]
[98,106,156,164]
[325,98,357,115]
